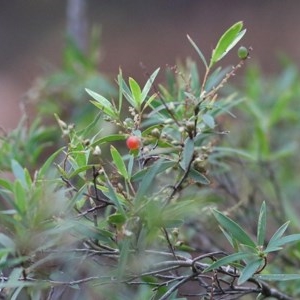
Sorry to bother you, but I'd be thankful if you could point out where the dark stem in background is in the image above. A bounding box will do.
[66,0,88,54]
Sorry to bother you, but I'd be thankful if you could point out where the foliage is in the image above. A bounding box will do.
[0,21,300,300]
[26,27,115,131]
[0,115,56,171]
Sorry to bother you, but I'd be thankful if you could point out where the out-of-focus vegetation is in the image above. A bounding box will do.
[0,21,300,300]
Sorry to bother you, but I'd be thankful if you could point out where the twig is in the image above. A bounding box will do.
[158,274,195,300]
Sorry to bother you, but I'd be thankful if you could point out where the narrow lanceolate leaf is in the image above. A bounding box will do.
[257,201,267,247]
[266,234,300,251]
[143,93,158,110]
[86,88,117,118]
[212,209,256,248]
[38,147,64,179]
[181,138,194,171]
[108,213,127,225]
[131,160,176,182]
[238,258,264,285]
[135,159,163,204]
[129,77,142,109]
[119,77,136,108]
[210,21,246,67]
[11,160,26,188]
[0,233,15,249]
[110,145,129,180]
[189,169,210,185]
[104,173,124,214]
[256,274,300,282]
[141,68,160,103]
[265,221,290,252]
[202,113,215,129]
[186,34,208,69]
[204,252,252,273]
[117,69,124,114]
[117,238,130,279]
[91,134,125,148]
[219,227,234,248]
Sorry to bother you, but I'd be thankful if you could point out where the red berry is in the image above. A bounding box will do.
[126,136,141,150]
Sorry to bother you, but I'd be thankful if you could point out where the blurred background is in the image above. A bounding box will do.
[1,0,299,129]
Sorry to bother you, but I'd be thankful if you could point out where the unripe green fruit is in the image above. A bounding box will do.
[151,128,161,138]
[124,118,134,128]
[238,46,249,60]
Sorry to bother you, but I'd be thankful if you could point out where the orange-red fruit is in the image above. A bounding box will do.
[126,136,141,150]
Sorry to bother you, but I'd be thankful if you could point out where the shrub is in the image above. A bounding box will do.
[0,21,299,300]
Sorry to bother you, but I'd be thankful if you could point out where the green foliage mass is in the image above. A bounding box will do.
[0,22,300,300]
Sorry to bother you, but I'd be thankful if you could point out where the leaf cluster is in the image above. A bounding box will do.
[0,22,299,300]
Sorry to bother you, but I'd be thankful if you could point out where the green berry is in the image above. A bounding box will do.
[151,128,161,138]
[238,46,249,60]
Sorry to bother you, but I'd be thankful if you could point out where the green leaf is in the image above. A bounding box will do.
[266,234,300,251]
[23,168,32,187]
[118,238,130,279]
[11,160,26,187]
[219,227,234,248]
[238,258,264,285]
[117,69,124,113]
[0,233,15,249]
[132,160,176,182]
[72,221,114,243]
[110,145,129,180]
[108,213,127,225]
[186,34,208,69]
[104,172,125,214]
[127,155,134,178]
[86,88,117,118]
[212,209,256,248]
[11,286,24,300]
[204,252,252,272]
[263,245,283,253]
[213,147,255,160]
[129,77,142,109]
[202,113,215,129]
[257,201,266,247]
[37,147,64,179]
[256,274,300,282]
[0,178,13,191]
[265,221,290,252]
[91,134,125,148]
[77,112,102,137]
[189,168,210,185]
[135,159,163,204]
[68,165,95,178]
[210,21,246,67]
[3,267,23,285]
[205,66,231,92]
[13,180,27,214]
[181,138,194,171]
[141,68,160,102]
[119,77,136,108]
[143,93,158,110]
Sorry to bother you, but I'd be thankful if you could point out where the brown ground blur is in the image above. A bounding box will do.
[1,0,300,128]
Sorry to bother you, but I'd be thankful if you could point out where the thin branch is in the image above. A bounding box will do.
[158,274,195,300]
